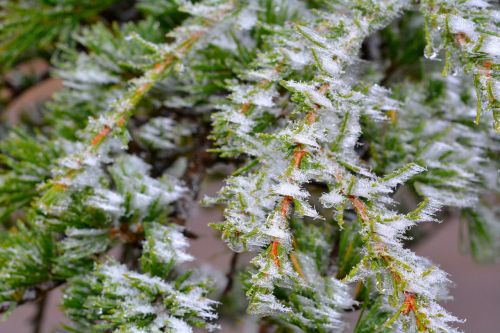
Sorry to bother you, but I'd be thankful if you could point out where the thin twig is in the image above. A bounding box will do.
[32,293,48,333]
[353,304,366,332]
[0,280,63,315]
[258,322,271,333]
[222,252,239,297]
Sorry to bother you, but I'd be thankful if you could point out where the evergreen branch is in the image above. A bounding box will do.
[211,1,466,331]
[36,1,235,213]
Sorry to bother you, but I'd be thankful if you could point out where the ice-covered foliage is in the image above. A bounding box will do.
[0,0,499,332]
[420,0,500,131]
[64,225,218,333]
[370,74,500,264]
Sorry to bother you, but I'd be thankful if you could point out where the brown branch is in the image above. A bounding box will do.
[0,280,63,315]
[31,293,48,333]
[222,252,239,297]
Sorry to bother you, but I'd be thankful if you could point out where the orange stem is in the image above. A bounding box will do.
[281,196,292,217]
[91,125,111,146]
[348,195,369,223]
[271,240,280,268]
